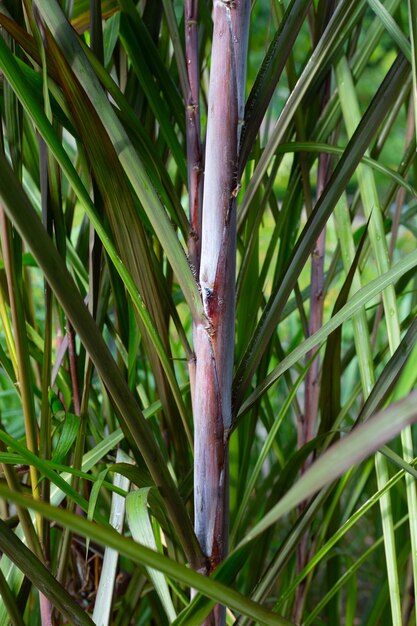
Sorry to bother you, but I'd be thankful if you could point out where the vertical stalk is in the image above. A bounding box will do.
[89,0,104,321]
[302,153,329,448]
[295,151,330,623]
[302,0,335,458]
[184,0,203,271]
[38,140,53,618]
[193,1,249,623]
[231,0,250,149]
[185,0,203,410]
[0,213,39,495]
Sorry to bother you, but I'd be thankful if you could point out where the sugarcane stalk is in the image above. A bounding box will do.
[193,1,250,623]
[185,0,203,275]
[185,0,203,413]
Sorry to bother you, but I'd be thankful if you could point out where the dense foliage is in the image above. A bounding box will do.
[0,1,417,625]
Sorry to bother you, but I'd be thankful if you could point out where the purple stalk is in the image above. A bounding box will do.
[185,0,203,275]
[302,152,329,449]
[193,1,249,623]
[185,0,203,413]
[295,151,329,623]
[39,593,53,626]
[301,0,335,452]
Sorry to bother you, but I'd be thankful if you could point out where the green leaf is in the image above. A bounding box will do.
[367,0,411,61]
[0,568,24,626]
[358,316,417,422]
[239,391,417,545]
[239,0,311,168]
[0,520,95,626]
[234,53,409,407]
[51,413,80,464]
[319,221,368,434]
[0,485,293,626]
[35,0,203,322]
[0,428,93,516]
[92,450,133,626]
[126,489,176,622]
[109,462,153,489]
[0,147,202,566]
[70,0,119,32]
[0,30,192,417]
[274,141,416,198]
[103,11,120,66]
[239,248,417,415]
[119,13,187,182]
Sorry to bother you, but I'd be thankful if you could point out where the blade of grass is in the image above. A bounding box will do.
[367,0,411,61]
[118,14,187,183]
[0,33,194,445]
[40,23,193,450]
[409,0,417,144]
[0,147,204,568]
[238,391,417,545]
[92,450,133,626]
[230,361,309,546]
[126,488,176,622]
[161,0,188,100]
[276,447,417,612]
[0,427,127,626]
[239,0,359,220]
[117,0,186,133]
[234,53,408,408]
[0,568,25,626]
[336,53,417,626]
[274,142,416,197]
[303,514,409,625]
[238,0,312,168]
[237,247,417,416]
[0,520,95,626]
[35,0,203,322]
[0,484,293,626]
[70,0,118,32]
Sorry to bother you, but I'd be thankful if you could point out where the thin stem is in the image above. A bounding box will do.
[185,0,203,275]
[0,210,39,498]
[0,442,42,559]
[185,0,203,416]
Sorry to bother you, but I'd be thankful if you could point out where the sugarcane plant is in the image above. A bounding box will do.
[1,0,417,625]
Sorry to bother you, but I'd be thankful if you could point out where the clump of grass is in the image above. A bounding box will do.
[0,1,416,625]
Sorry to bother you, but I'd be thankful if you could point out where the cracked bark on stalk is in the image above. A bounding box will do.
[193,1,249,623]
